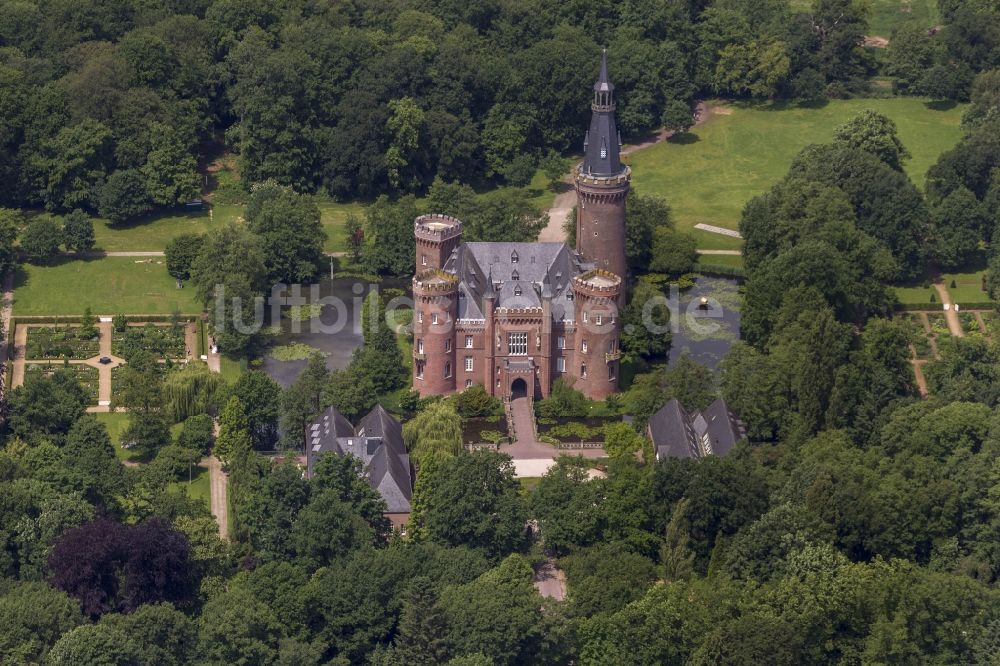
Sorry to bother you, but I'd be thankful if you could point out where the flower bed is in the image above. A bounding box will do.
[25,363,99,404]
[958,311,982,336]
[112,323,186,359]
[926,313,951,341]
[25,326,99,360]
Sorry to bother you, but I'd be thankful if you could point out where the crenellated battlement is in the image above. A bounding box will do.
[414,214,463,241]
[572,269,622,296]
[413,270,459,293]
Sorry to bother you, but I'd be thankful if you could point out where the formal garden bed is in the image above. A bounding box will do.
[25,363,99,404]
[958,311,983,337]
[927,313,951,342]
[536,416,621,444]
[462,415,509,446]
[112,322,186,359]
[24,326,100,360]
[984,312,1000,338]
[900,314,933,359]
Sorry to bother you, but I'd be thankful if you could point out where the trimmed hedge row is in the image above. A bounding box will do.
[696,264,746,279]
[896,302,995,312]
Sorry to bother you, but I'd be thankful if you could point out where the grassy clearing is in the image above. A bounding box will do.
[317,201,364,253]
[941,270,988,306]
[788,0,939,37]
[894,283,937,306]
[220,355,246,383]
[627,98,966,234]
[13,257,202,316]
[169,463,210,505]
[92,208,223,252]
[95,412,142,462]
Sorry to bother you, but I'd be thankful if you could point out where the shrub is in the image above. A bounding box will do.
[176,414,215,454]
[112,314,128,333]
[454,385,502,418]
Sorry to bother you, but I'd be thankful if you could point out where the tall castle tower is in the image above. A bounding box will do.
[574,50,630,285]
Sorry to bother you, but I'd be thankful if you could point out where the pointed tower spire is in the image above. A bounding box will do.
[582,49,623,177]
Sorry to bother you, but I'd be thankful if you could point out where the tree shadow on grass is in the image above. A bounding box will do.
[668,132,700,145]
[926,100,958,111]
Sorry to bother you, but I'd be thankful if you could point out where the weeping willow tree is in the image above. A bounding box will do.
[163,363,224,423]
[402,400,463,467]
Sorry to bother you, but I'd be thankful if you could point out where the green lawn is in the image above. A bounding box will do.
[317,201,364,253]
[788,0,939,37]
[220,355,246,383]
[894,283,937,307]
[696,254,744,269]
[627,98,966,235]
[169,463,210,506]
[92,208,225,252]
[942,270,989,306]
[13,257,202,315]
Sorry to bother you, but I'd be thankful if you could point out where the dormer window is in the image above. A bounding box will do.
[511,251,519,263]
[512,270,519,281]
[600,147,607,159]
[514,286,522,296]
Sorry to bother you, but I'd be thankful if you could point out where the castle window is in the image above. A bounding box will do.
[596,314,603,326]
[417,339,424,354]
[445,339,451,352]
[508,332,528,356]
[416,362,424,379]
[417,311,423,323]
[600,147,607,159]
[556,336,565,349]
[514,286,522,296]
[511,251,519,263]
[421,254,427,266]
[608,339,616,352]
[465,379,473,389]
[581,364,587,378]
[445,362,452,378]
[465,335,474,348]
[557,357,566,373]
[512,270,519,281]
[583,312,588,323]
[582,341,588,353]
[465,357,473,372]
[567,292,574,301]
[432,313,439,325]
[609,364,616,380]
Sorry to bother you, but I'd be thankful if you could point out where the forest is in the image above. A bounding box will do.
[3,0,1000,665]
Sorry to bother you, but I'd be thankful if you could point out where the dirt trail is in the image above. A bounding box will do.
[203,454,229,540]
[933,283,964,338]
[534,559,567,601]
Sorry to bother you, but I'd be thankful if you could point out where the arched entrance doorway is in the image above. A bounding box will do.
[510,377,528,399]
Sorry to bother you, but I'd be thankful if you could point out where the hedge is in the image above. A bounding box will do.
[696,264,746,279]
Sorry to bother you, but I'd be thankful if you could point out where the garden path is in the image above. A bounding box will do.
[696,249,742,256]
[534,559,567,601]
[0,272,12,395]
[203,454,229,540]
[911,359,929,398]
[10,322,26,389]
[504,397,605,478]
[933,282,964,338]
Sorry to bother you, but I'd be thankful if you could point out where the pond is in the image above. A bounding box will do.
[667,276,741,370]
[261,277,410,387]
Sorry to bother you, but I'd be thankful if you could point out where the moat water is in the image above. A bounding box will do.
[261,277,410,388]
[667,276,742,370]
[261,275,741,388]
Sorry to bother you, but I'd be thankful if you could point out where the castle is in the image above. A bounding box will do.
[411,51,631,401]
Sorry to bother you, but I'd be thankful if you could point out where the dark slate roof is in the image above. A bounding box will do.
[648,398,699,459]
[649,398,745,460]
[305,404,413,514]
[357,405,412,514]
[582,50,623,178]
[443,241,589,322]
[700,398,746,457]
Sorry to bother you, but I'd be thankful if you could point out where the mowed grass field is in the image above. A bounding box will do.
[627,98,966,250]
[13,257,202,315]
[788,0,939,37]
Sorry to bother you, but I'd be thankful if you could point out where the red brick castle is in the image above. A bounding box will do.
[412,51,631,401]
